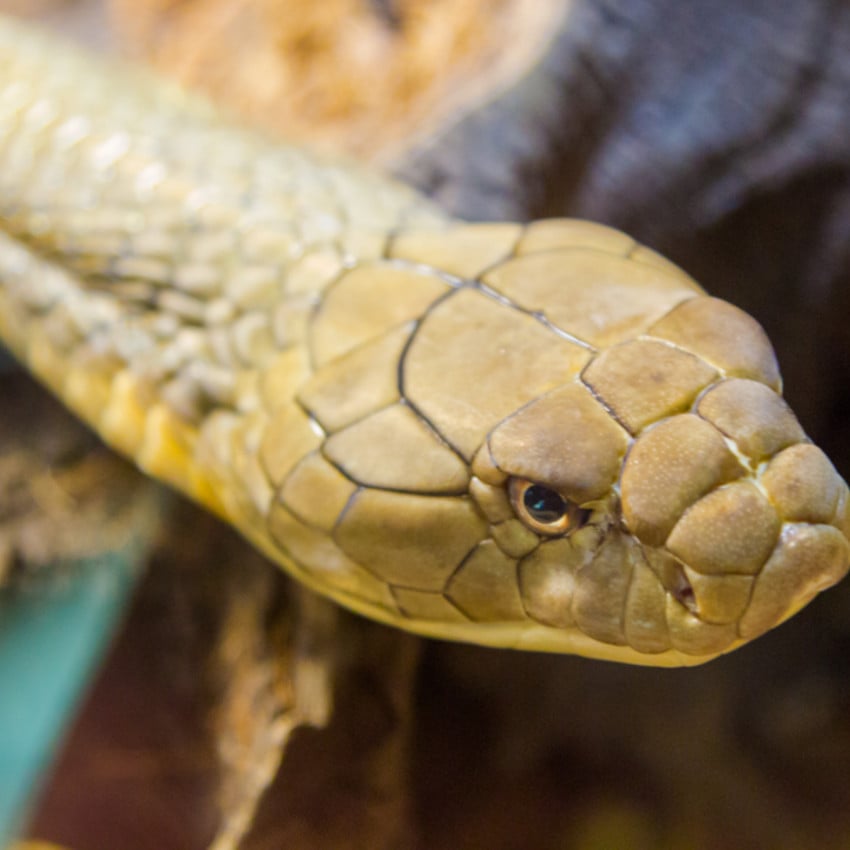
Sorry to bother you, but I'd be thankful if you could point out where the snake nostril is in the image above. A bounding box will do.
[654,552,699,614]
[669,563,698,614]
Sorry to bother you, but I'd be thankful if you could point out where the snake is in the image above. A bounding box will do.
[0,16,848,668]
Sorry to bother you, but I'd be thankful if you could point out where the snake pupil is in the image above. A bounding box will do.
[523,485,567,524]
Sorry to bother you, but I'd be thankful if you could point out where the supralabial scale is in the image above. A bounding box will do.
[0,16,847,666]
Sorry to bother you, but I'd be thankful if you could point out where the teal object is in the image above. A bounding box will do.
[0,551,144,847]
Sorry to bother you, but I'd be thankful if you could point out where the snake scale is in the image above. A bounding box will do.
[0,16,848,667]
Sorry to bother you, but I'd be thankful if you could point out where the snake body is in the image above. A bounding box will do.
[0,17,848,666]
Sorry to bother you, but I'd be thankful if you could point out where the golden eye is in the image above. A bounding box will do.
[509,478,590,536]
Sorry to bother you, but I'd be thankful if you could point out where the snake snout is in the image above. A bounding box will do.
[660,503,850,636]
[621,381,850,648]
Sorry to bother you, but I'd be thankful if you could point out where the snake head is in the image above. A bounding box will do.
[458,251,850,664]
[471,363,850,664]
[272,220,849,665]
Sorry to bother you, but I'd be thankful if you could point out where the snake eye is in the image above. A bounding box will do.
[509,478,590,536]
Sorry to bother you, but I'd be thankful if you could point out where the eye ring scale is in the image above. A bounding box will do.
[509,478,591,537]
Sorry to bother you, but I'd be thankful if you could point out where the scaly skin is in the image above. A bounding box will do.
[0,17,847,666]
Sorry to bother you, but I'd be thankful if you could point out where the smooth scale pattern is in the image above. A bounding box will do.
[0,17,848,666]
